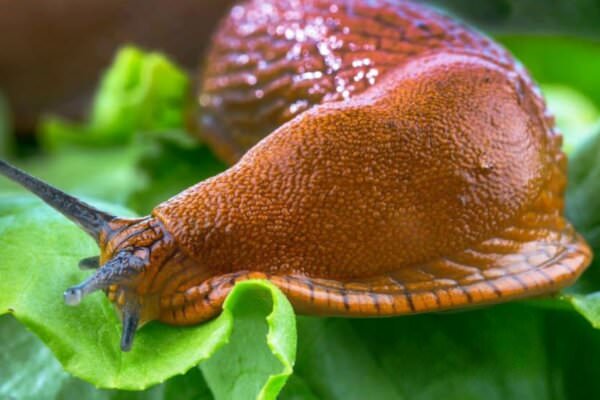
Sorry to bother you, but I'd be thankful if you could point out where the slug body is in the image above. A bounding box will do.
[0,0,591,351]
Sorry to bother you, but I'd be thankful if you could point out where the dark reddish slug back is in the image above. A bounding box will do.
[198,0,549,163]
[0,0,592,351]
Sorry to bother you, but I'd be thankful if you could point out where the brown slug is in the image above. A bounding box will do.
[0,0,592,352]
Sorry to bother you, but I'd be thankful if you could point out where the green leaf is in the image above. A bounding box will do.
[40,46,190,149]
[281,306,560,400]
[568,293,600,329]
[0,315,70,400]
[278,306,600,400]
[0,196,295,395]
[282,318,403,400]
[0,315,214,400]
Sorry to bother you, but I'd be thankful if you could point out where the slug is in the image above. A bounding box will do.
[0,0,592,352]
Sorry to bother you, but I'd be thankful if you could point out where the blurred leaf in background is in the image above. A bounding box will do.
[499,36,600,106]
[40,46,190,150]
[19,45,226,215]
[542,85,599,153]
[426,0,600,38]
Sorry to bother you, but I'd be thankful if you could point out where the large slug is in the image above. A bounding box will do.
[0,0,592,351]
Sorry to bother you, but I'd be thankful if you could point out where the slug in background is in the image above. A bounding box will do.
[0,0,593,351]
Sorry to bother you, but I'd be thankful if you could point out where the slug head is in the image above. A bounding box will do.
[67,216,181,351]
[0,160,176,351]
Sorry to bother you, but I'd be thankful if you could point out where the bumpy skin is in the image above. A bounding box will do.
[180,54,550,277]
[198,0,550,163]
[101,0,591,325]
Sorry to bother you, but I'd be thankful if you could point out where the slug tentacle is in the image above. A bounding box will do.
[64,252,147,305]
[120,299,141,352]
[0,159,115,241]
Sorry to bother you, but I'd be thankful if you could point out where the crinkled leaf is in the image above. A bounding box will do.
[0,196,295,394]
[200,281,296,400]
[40,46,190,149]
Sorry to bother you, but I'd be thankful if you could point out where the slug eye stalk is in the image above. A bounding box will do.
[64,251,148,351]
[0,159,115,241]
[121,302,141,352]
[0,158,148,351]
[64,252,147,305]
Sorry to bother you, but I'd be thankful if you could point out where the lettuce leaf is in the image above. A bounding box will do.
[0,196,295,397]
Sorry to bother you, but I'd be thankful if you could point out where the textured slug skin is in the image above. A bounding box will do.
[197,0,550,163]
[163,53,546,278]
[138,0,592,324]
